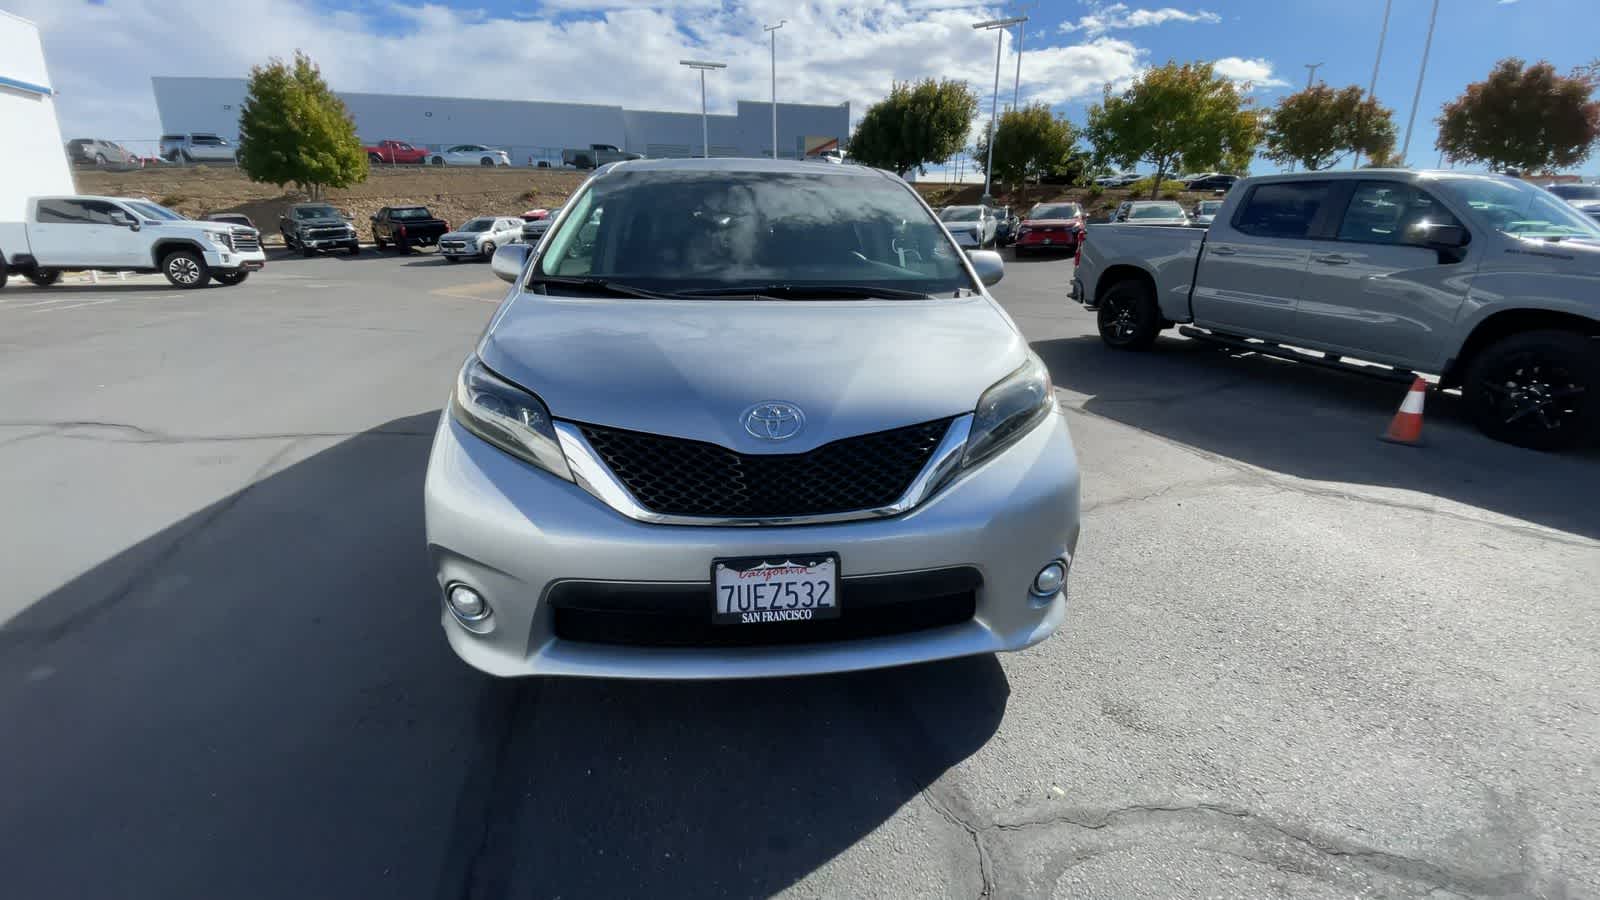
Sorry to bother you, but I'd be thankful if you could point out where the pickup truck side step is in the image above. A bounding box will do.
[1178,326,1419,384]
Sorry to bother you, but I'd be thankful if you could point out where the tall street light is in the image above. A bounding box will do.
[1354,0,1393,168]
[765,20,786,159]
[1304,61,1324,90]
[973,15,1027,204]
[1010,2,1037,110]
[679,59,727,159]
[1400,0,1440,165]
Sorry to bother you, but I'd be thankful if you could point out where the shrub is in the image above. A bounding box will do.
[1085,184,1105,200]
[1126,177,1188,197]
[159,194,187,207]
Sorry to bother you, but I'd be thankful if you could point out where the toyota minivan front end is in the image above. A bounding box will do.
[423,158,1081,679]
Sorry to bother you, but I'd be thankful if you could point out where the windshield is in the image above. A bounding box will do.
[535,169,974,296]
[295,206,339,220]
[1130,203,1186,219]
[126,201,186,221]
[1029,204,1081,220]
[940,207,982,222]
[389,207,434,220]
[463,218,494,232]
[1548,184,1600,201]
[1441,176,1600,239]
[1197,201,1224,214]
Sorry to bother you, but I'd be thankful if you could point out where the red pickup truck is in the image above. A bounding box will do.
[364,140,428,165]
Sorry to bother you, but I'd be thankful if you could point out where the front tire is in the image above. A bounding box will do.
[301,246,316,258]
[368,152,383,164]
[1096,279,1161,350]
[480,157,495,167]
[162,249,211,288]
[481,240,496,259]
[1463,330,1597,451]
[94,153,108,166]
[347,242,361,256]
[26,268,61,287]
[213,270,249,286]
[431,156,444,166]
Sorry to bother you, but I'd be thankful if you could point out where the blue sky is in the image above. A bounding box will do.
[15,0,1599,173]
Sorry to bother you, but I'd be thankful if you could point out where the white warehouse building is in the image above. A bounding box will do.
[151,77,849,166]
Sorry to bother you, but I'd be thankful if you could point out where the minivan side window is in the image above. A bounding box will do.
[1232,181,1335,239]
[1336,181,1463,246]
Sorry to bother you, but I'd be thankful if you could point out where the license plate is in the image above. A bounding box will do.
[712,554,839,625]
[1042,238,1052,245]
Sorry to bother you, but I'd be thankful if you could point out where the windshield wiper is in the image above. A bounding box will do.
[526,276,678,299]
[673,283,934,300]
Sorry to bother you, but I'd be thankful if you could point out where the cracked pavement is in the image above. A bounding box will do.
[1,250,1596,899]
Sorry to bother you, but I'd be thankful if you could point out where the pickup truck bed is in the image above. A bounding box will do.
[1071,169,1600,450]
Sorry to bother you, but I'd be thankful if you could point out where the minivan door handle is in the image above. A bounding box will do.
[1208,245,1237,257]
[1313,253,1350,265]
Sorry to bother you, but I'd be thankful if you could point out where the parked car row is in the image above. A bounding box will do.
[1092,171,1240,192]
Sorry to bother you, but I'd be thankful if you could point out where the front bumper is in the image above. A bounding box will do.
[439,240,482,257]
[203,248,267,271]
[1016,232,1079,250]
[424,409,1081,679]
[300,234,358,249]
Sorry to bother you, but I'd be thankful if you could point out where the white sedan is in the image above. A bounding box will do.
[429,144,512,167]
[438,216,525,262]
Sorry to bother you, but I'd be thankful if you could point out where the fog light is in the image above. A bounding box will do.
[1031,560,1067,597]
[447,584,490,621]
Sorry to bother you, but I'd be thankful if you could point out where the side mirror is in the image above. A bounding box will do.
[490,243,531,284]
[967,249,1004,287]
[1413,222,1469,248]
[109,211,138,231]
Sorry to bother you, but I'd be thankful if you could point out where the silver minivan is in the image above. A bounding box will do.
[424,158,1082,679]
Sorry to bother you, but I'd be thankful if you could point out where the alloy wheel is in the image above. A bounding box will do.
[168,256,201,285]
[1478,352,1588,437]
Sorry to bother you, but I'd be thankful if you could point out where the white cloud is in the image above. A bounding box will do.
[15,0,1151,148]
[1212,56,1290,90]
[1497,0,1519,5]
[1060,2,1221,35]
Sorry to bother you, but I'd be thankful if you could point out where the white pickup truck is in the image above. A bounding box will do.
[1072,170,1600,450]
[0,195,265,290]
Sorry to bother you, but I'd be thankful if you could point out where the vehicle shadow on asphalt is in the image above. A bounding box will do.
[1,282,185,295]
[0,411,1007,900]
[1034,335,1600,540]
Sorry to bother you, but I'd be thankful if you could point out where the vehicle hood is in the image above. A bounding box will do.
[1130,218,1190,225]
[1021,218,1082,227]
[294,217,350,228]
[440,231,487,242]
[479,294,1026,453]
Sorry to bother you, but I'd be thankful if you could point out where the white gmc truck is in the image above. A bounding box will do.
[1072,170,1600,450]
[0,195,265,290]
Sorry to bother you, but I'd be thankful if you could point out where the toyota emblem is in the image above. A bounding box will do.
[742,401,805,441]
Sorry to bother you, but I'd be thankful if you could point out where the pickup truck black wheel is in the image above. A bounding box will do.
[1096,279,1161,350]
[347,242,361,256]
[162,249,211,288]
[26,268,61,287]
[213,270,249,286]
[301,246,316,258]
[1463,330,1597,451]
[373,233,386,250]
[0,258,8,289]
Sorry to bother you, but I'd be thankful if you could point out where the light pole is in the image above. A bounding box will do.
[1400,0,1440,165]
[765,21,786,159]
[679,59,727,159]
[1304,62,1324,90]
[1354,0,1393,168]
[973,15,1027,204]
[1010,2,1036,110]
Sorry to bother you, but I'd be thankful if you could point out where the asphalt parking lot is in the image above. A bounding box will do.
[2,247,1596,899]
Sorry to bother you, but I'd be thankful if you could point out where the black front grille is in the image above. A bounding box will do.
[549,567,980,648]
[308,226,348,241]
[579,418,952,518]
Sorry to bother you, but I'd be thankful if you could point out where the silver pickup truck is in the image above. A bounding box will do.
[1072,170,1600,450]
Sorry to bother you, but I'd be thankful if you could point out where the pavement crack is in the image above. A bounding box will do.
[989,801,1525,897]
[921,790,995,899]
[1081,474,1254,514]
[0,438,304,648]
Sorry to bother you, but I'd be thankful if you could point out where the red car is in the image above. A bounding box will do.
[1013,201,1085,257]
[364,139,428,165]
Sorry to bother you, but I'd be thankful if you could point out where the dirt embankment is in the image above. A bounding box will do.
[74,166,586,244]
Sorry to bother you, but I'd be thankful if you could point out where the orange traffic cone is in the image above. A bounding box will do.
[1381,376,1429,446]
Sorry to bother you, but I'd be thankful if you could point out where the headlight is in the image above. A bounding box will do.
[204,230,231,245]
[449,357,573,480]
[964,354,1053,467]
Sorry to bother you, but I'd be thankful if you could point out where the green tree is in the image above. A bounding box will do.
[847,79,979,177]
[237,51,367,198]
[1435,58,1600,173]
[1084,61,1260,199]
[1263,84,1396,171]
[972,104,1081,201]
